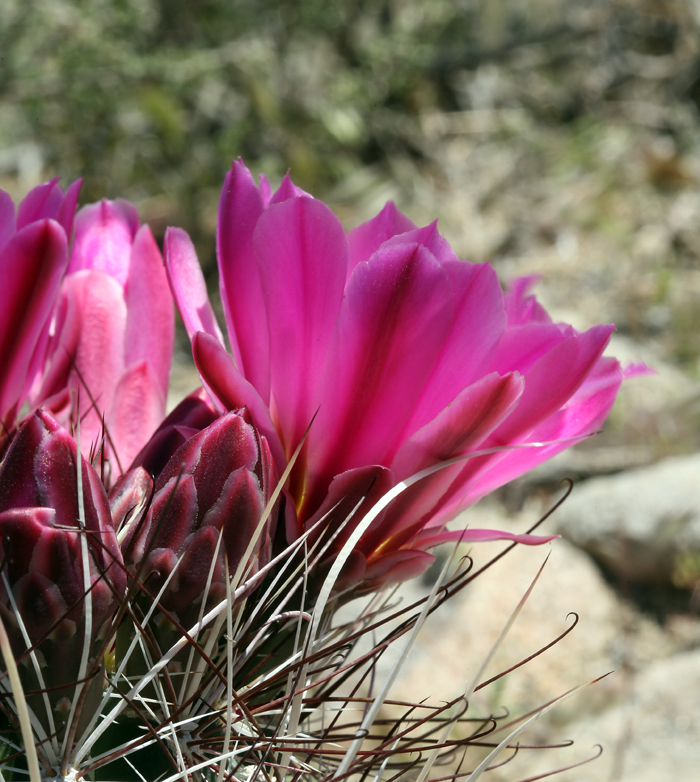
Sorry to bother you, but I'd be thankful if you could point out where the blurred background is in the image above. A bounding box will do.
[2,0,700,778]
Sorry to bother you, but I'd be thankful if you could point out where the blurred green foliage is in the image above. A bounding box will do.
[2,0,699,309]
[0,0,587,266]
[0,0,454,250]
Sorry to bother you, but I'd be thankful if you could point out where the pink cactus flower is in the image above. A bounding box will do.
[164,159,635,589]
[29,199,174,481]
[0,410,125,741]
[0,179,81,434]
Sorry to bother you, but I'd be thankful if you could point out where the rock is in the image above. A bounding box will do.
[523,649,700,782]
[555,454,700,584]
[382,503,698,782]
[391,531,636,726]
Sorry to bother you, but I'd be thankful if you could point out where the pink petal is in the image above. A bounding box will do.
[217,160,270,397]
[16,178,82,238]
[381,221,460,265]
[361,373,523,553]
[259,173,272,205]
[447,355,625,512]
[69,200,139,283]
[254,196,348,457]
[489,323,615,440]
[0,189,16,249]
[414,528,558,548]
[301,465,394,546]
[16,178,62,229]
[400,259,507,436]
[109,361,165,474]
[66,271,127,456]
[164,227,224,344]
[269,171,309,204]
[55,179,83,238]
[124,224,174,399]
[346,201,416,277]
[428,346,622,526]
[491,322,569,376]
[362,549,435,588]
[192,331,286,471]
[504,276,551,326]
[28,279,81,406]
[391,372,523,479]
[0,220,68,423]
[304,242,454,515]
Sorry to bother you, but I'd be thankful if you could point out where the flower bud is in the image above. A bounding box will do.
[121,409,277,630]
[0,410,125,743]
[129,386,218,479]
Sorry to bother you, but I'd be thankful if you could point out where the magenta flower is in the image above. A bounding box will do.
[29,199,174,479]
[165,159,633,588]
[119,409,277,631]
[0,410,125,741]
[0,179,81,434]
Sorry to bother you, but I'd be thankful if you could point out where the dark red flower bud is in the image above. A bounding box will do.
[0,410,125,742]
[109,465,153,535]
[129,386,218,479]
[122,409,277,627]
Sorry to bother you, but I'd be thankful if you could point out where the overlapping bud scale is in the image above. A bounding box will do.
[119,408,277,627]
[0,410,125,741]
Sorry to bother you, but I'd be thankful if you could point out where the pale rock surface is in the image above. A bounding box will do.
[522,649,700,782]
[554,454,700,583]
[385,502,692,781]
[391,534,624,716]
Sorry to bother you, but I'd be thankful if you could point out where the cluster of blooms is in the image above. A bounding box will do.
[0,164,639,778]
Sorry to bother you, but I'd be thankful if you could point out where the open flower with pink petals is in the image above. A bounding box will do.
[29,199,174,481]
[165,159,637,590]
[0,178,81,434]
